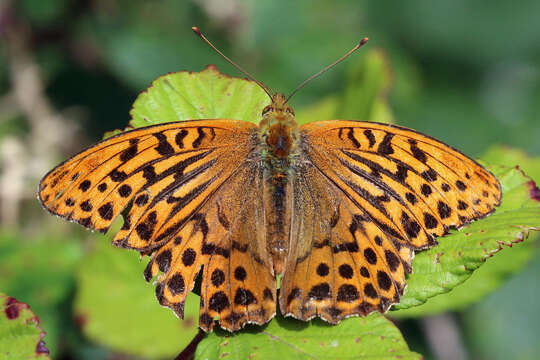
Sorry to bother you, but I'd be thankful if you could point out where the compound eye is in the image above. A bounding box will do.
[285,107,295,116]
[262,106,273,116]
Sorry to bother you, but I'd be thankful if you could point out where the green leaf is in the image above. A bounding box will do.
[123,68,539,356]
[391,147,540,317]
[390,232,536,318]
[130,65,270,128]
[197,313,421,360]
[0,293,51,359]
[0,231,82,355]
[296,48,394,125]
[392,165,540,312]
[74,234,200,359]
[481,145,540,181]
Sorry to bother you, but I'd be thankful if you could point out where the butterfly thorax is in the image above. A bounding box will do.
[259,93,299,161]
[259,93,299,273]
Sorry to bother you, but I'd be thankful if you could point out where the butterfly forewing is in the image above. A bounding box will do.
[302,121,501,239]
[279,120,502,321]
[39,120,255,245]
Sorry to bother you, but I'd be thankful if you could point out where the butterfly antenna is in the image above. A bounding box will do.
[285,37,369,103]
[192,26,273,99]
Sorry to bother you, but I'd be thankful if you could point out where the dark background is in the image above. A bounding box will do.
[0,1,539,359]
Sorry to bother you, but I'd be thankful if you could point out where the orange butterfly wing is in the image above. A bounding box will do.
[39,119,276,331]
[143,159,277,331]
[279,120,501,323]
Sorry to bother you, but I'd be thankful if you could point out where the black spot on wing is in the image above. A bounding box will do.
[377,133,394,155]
[263,288,274,301]
[363,129,376,148]
[338,264,354,279]
[456,180,467,191]
[421,183,432,197]
[192,127,206,148]
[167,274,185,295]
[308,283,331,300]
[156,250,172,272]
[421,169,437,182]
[360,266,370,278]
[405,192,417,205]
[216,203,230,230]
[337,284,359,302]
[317,263,330,276]
[363,284,378,299]
[118,184,132,197]
[234,266,247,281]
[79,180,91,192]
[120,141,138,162]
[401,211,421,239]
[175,129,188,149]
[385,250,400,272]
[98,202,114,220]
[110,169,127,182]
[364,248,377,264]
[424,213,438,229]
[182,248,196,266]
[153,133,175,156]
[408,139,427,163]
[234,288,256,305]
[437,201,452,219]
[457,200,468,210]
[211,269,225,287]
[135,193,149,207]
[209,291,230,312]
[135,210,157,241]
[80,200,92,212]
[377,271,392,291]
[347,128,361,148]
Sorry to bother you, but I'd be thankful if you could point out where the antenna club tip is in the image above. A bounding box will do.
[192,26,202,36]
[359,37,369,46]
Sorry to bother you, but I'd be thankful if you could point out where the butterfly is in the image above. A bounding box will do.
[38,28,502,332]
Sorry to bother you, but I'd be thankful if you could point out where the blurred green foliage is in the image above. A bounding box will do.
[0,232,82,355]
[1,0,540,359]
[75,233,200,359]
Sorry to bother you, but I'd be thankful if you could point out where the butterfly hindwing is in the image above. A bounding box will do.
[144,159,276,331]
[279,120,501,321]
[280,159,410,322]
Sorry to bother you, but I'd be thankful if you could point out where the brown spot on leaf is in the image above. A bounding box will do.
[528,180,540,201]
[4,297,22,319]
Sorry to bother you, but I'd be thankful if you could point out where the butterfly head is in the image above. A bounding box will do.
[259,93,299,159]
[261,93,295,118]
